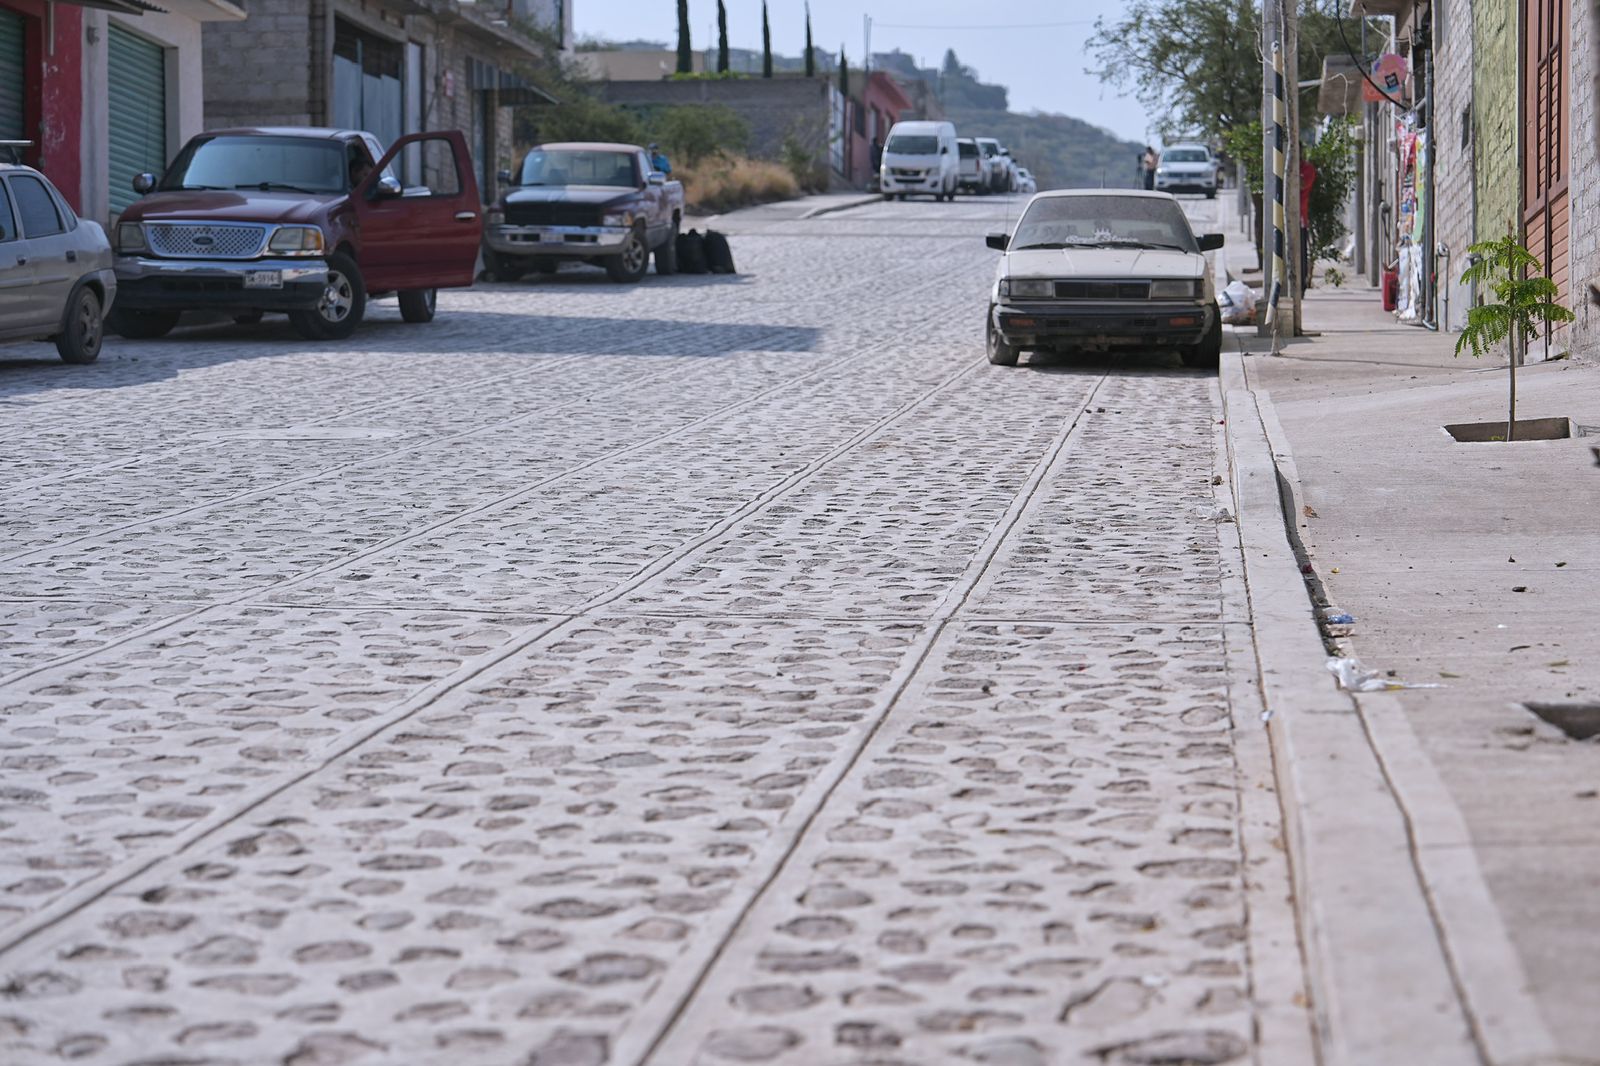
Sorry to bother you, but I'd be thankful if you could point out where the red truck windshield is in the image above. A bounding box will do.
[162,136,349,194]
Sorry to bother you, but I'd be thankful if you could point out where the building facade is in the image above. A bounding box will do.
[1342,0,1597,359]
[200,0,556,206]
[0,0,245,221]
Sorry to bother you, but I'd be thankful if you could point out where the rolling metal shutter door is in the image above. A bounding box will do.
[107,24,166,216]
[0,10,24,142]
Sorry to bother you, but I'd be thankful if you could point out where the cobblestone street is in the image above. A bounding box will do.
[0,197,1308,1064]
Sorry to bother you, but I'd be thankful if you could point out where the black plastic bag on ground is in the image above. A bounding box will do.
[704,230,736,274]
[676,230,709,274]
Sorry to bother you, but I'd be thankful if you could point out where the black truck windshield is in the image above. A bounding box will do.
[163,136,348,194]
[520,149,638,187]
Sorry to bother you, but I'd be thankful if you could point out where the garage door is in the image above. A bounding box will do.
[108,23,166,216]
[0,9,24,143]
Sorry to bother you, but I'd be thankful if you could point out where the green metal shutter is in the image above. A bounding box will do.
[0,9,24,143]
[107,24,166,216]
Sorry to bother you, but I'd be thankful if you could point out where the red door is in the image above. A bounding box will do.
[354,130,481,292]
[1521,0,1570,309]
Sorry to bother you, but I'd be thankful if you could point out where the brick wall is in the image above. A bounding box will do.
[1473,0,1520,241]
[1568,0,1600,362]
[600,78,832,164]
[1433,0,1476,330]
[202,0,321,128]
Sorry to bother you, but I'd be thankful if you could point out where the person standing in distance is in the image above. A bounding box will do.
[649,143,672,176]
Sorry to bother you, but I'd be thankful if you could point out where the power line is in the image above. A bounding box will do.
[870,20,1096,31]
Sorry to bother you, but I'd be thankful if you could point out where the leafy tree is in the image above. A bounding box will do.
[675,0,692,74]
[521,91,643,147]
[762,2,773,78]
[717,0,729,74]
[1087,0,1349,142]
[1305,118,1357,262]
[652,104,750,166]
[1457,236,1575,440]
[942,49,965,78]
[804,4,815,77]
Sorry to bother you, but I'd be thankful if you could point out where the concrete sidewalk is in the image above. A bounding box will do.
[1236,289,1600,1064]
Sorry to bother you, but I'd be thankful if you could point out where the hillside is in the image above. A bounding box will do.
[947,108,1147,192]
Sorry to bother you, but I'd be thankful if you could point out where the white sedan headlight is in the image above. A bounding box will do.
[1149,279,1200,299]
[267,226,326,256]
[1000,277,1053,299]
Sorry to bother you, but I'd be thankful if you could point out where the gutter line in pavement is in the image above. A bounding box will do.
[631,372,1111,1065]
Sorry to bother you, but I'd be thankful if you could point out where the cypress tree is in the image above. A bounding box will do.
[761,2,773,78]
[838,46,848,97]
[717,0,730,73]
[675,0,692,74]
[804,4,815,77]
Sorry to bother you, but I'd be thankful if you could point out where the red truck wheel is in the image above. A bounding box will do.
[290,252,366,341]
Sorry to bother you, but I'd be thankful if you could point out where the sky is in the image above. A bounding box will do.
[572,1,1152,144]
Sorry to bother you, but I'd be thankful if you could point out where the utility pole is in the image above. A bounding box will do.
[1285,0,1303,336]
[1260,0,1279,334]
[864,15,872,74]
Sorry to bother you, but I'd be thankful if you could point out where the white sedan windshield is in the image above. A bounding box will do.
[1010,195,1197,252]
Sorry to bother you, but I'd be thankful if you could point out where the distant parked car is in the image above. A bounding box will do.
[483,142,685,283]
[956,138,988,194]
[110,126,482,341]
[0,152,116,363]
[1013,168,1038,195]
[974,137,1011,193]
[880,120,959,201]
[982,189,1224,369]
[1154,142,1219,198]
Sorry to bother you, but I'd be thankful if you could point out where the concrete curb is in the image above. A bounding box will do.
[799,194,882,220]
[1220,351,1481,1066]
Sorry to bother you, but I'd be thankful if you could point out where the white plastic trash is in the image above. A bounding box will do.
[1326,656,1441,692]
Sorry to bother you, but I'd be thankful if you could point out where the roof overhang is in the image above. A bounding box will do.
[1318,55,1364,115]
[1348,0,1417,16]
[60,0,167,14]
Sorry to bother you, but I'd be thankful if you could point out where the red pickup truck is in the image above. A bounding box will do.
[109,128,482,341]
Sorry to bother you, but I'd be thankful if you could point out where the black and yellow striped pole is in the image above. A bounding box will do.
[1266,40,1288,332]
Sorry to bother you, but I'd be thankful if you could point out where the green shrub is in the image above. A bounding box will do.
[653,105,750,166]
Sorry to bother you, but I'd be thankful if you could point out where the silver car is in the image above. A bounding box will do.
[0,149,117,364]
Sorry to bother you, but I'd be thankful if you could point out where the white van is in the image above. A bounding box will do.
[880,120,959,201]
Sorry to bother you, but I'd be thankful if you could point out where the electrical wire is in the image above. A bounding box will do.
[871,20,1095,31]
[1335,12,1406,105]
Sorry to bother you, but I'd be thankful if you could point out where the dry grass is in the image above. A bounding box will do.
[677,155,800,214]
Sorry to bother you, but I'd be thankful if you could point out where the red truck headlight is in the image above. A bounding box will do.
[267,226,326,256]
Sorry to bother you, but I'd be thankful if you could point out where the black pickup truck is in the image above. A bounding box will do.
[482,141,685,283]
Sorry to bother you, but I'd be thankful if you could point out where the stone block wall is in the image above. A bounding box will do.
[202,0,325,128]
[600,78,832,164]
[1473,0,1520,241]
[1568,0,1600,362]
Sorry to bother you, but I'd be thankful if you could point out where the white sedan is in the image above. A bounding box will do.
[984,189,1224,369]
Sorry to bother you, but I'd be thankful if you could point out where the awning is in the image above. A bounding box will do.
[59,0,169,13]
[1317,55,1364,115]
[1348,0,1415,15]
[468,57,558,106]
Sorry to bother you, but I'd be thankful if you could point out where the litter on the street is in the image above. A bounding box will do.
[1219,279,1259,324]
[1327,656,1443,692]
